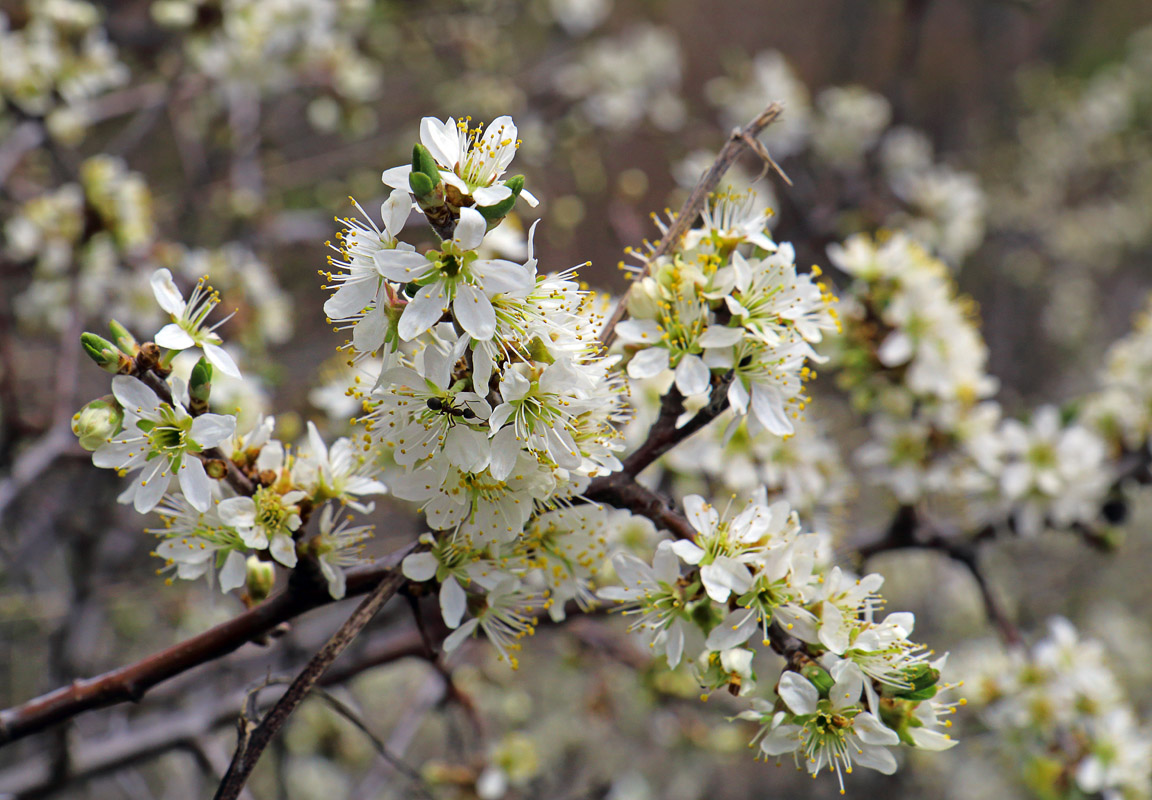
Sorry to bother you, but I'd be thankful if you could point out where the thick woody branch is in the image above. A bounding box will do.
[0,627,427,799]
[599,102,786,348]
[620,379,732,478]
[0,552,410,747]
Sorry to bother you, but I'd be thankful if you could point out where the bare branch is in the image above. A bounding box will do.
[0,627,426,798]
[0,550,412,747]
[598,102,785,348]
[212,558,416,799]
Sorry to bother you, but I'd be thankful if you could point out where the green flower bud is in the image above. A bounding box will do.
[189,356,212,414]
[412,143,441,183]
[476,175,525,224]
[108,319,139,355]
[800,663,835,697]
[526,336,555,365]
[245,555,276,602]
[71,396,124,451]
[502,174,525,197]
[81,332,129,374]
[409,170,436,198]
[885,662,940,701]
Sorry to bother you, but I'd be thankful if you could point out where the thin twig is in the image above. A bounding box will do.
[598,102,786,348]
[212,559,416,799]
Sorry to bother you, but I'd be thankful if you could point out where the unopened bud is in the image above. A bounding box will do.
[526,336,555,365]
[412,143,441,184]
[72,396,123,451]
[409,170,436,198]
[81,332,130,374]
[204,458,228,479]
[108,319,139,355]
[476,175,524,224]
[189,356,212,414]
[245,556,276,602]
[800,663,835,697]
[887,663,940,701]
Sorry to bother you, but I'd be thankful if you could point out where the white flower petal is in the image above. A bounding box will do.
[698,325,744,347]
[151,268,186,315]
[627,347,670,379]
[269,533,298,568]
[453,283,496,341]
[323,278,378,319]
[674,354,711,397]
[440,577,467,628]
[777,671,819,716]
[203,342,241,379]
[190,413,236,448]
[398,282,449,341]
[154,323,195,350]
[381,164,413,191]
[219,550,248,593]
[112,375,161,415]
[442,618,479,653]
[453,207,487,252]
[402,552,439,582]
[373,249,433,282]
[420,116,461,168]
[472,184,512,206]
[615,319,662,344]
[178,456,212,511]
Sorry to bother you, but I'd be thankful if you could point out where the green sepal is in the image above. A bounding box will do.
[894,684,938,702]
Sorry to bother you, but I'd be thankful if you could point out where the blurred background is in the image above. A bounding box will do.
[2,0,1152,797]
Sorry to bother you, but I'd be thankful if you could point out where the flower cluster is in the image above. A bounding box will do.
[151,0,380,127]
[554,24,685,132]
[970,618,1152,800]
[597,491,960,790]
[0,0,128,141]
[5,156,154,331]
[1084,293,1152,452]
[76,265,384,599]
[68,111,974,791]
[617,191,838,437]
[990,25,1152,351]
[628,378,851,528]
[830,232,1114,536]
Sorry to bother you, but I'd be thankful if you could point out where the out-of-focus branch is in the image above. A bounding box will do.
[0,121,44,188]
[0,424,78,520]
[855,506,1020,645]
[212,558,416,799]
[0,627,427,799]
[0,552,412,747]
[598,102,786,348]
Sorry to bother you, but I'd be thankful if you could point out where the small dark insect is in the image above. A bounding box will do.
[426,396,477,423]
[738,354,754,368]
